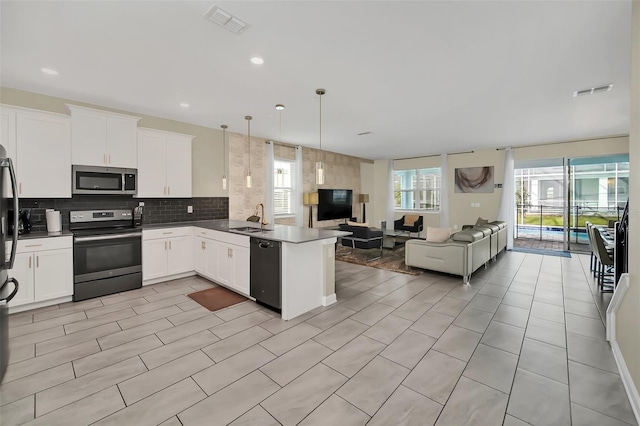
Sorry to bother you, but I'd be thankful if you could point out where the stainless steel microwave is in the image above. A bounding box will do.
[72,165,137,195]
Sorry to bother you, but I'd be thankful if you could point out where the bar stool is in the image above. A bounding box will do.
[592,228,614,292]
[585,222,596,274]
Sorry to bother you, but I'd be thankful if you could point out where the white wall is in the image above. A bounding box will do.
[615,0,640,408]
[368,137,630,231]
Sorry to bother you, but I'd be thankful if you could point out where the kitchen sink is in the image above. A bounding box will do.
[229,227,264,233]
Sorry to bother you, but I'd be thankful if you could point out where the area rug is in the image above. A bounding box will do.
[511,247,572,258]
[188,286,248,311]
[335,245,422,276]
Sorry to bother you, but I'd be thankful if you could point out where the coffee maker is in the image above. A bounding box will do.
[8,209,31,235]
[133,205,143,227]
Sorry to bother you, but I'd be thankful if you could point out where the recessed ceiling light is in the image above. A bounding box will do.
[250,57,264,65]
[179,102,190,108]
[41,67,59,75]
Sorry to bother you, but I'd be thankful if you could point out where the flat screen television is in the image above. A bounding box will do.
[317,189,353,221]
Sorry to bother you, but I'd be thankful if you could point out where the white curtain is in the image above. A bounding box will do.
[294,146,304,227]
[265,141,275,225]
[439,153,449,227]
[386,159,395,230]
[498,147,515,249]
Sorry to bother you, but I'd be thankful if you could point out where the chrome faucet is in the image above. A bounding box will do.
[257,203,268,230]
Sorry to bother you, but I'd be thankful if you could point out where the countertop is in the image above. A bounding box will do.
[16,230,74,240]
[144,219,351,244]
[13,221,351,244]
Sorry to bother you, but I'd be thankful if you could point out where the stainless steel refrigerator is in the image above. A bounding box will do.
[0,143,20,383]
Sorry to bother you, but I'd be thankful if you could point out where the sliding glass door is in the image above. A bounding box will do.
[514,163,566,250]
[514,155,628,253]
[566,156,629,252]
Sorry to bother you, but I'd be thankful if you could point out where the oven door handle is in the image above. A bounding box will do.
[74,232,142,243]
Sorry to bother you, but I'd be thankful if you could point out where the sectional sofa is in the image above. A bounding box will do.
[404,221,507,283]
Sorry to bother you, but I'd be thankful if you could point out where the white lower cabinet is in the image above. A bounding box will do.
[8,237,73,309]
[166,235,194,276]
[142,228,194,281]
[195,237,217,279]
[217,242,249,295]
[194,232,250,296]
[144,227,250,295]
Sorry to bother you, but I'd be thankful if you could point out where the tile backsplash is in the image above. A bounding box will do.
[19,196,229,232]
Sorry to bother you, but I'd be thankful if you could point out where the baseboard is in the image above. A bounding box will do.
[606,274,628,341]
[143,271,196,286]
[322,294,337,306]
[606,274,640,424]
[9,296,72,314]
[611,339,640,423]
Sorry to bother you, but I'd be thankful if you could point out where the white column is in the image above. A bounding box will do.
[265,141,275,225]
[294,146,304,227]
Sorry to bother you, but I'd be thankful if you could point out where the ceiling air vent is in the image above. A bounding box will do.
[573,84,613,97]
[204,6,247,34]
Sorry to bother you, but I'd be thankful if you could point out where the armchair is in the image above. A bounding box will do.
[394,215,424,237]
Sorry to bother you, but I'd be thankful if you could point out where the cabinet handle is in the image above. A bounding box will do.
[201,232,206,235]
[36,256,39,268]
[168,186,170,195]
[163,186,166,195]
[229,248,233,258]
[164,241,167,250]
[162,232,173,235]
[28,257,31,268]
[103,153,106,164]
[168,241,172,250]
[18,182,22,194]
[24,244,42,248]
[108,154,111,164]
[201,241,205,250]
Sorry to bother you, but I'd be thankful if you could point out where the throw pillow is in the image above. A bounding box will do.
[404,214,420,226]
[475,217,489,226]
[426,226,452,243]
[347,221,369,227]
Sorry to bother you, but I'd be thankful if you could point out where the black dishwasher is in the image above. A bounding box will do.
[250,237,282,312]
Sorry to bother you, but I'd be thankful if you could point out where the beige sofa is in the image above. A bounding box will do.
[405,221,506,283]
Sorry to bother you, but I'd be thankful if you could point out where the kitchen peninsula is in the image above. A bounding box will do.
[143,220,350,320]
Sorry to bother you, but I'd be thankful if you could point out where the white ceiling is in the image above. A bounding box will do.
[0,1,632,160]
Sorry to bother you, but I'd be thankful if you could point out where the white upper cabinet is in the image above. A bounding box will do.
[0,105,17,159]
[16,109,71,198]
[137,128,193,198]
[67,105,140,168]
[0,106,17,197]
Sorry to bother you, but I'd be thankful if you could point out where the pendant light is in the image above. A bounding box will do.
[221,124,228,190]
[315,88,326,185]
[245,115,252,188]
[275,104,285,187]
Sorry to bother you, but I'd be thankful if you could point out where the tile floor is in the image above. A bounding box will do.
[1,251,637,426]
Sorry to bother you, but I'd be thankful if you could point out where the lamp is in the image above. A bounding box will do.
[359,193,369,223]
[303,192,318,228]
[245,115,252,188]
[221,124,228,190]
[315,88,326,185]
[275,104,285,187]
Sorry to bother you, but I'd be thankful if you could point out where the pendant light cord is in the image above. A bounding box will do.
[221,125,227,176]
[245,116,252,171]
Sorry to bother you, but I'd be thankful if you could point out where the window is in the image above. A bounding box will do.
[274,159,296,216]
[394,168,441,210]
